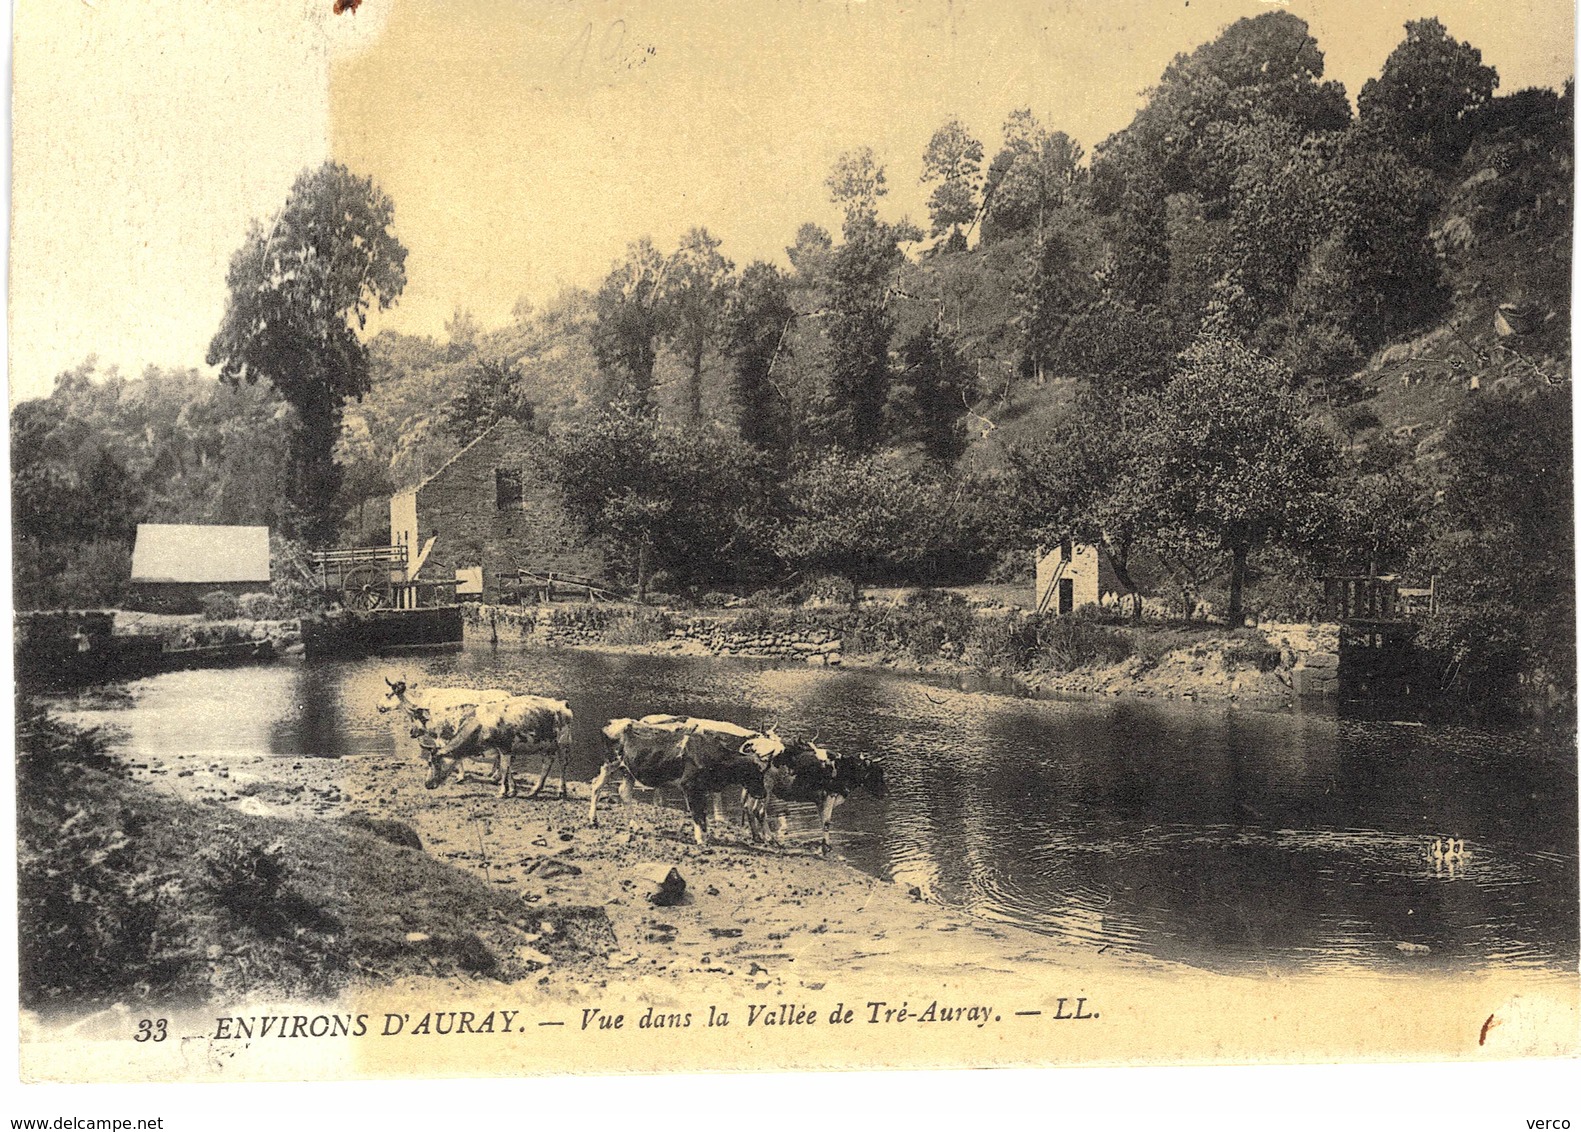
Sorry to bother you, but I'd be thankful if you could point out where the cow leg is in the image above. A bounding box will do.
[586,763,613,825]
[490,749,512,798]
[682,788,710,846]
[819,795,838,855]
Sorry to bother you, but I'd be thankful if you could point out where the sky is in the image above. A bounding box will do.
[8,0,1576,404]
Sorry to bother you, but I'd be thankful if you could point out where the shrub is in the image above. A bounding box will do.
[1035,616,1134,672]
[200,590,241,620]
[237,592,280,620]
[965,613,1041,673]
[700,592,737,608]
[267,576,332,618]
[203,839,288,922]
[19,813,170,1004]
[1224,632,1282,672]
[603,610,672,645]
[789,574,859,607]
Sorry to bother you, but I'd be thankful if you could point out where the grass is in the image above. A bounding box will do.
[17,706,603,1010]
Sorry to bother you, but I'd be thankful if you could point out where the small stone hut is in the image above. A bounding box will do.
[389,421,602,602]
[127,524,272,612]
[1035,539,1134,615]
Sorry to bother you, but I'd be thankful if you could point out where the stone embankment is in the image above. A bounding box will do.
[656,620,845,666]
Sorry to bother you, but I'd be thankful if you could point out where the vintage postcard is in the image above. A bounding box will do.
[8,0,1578,1103]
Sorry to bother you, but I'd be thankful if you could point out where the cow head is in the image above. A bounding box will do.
[378,677,409,714]
[848,752,887,798]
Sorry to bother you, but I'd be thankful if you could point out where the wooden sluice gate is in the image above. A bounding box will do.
[301,545,464,659]
[1321,576,1435,701]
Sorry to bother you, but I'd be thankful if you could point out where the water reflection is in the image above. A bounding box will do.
[61,647,1578,976]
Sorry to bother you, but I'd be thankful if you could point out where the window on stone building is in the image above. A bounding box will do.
[495,468,523,510]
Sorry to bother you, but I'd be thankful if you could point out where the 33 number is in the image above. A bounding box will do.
[134,1018,168,1042]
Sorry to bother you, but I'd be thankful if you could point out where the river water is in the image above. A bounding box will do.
[64,644,1579,976]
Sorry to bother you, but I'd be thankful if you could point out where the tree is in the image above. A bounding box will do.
[207,162,408,543]
[443,306,480,361]
[723,261,796,454]
[981,112,1085,242]
[1359,18,1499,174]
[814,150,920,451]
[590,238,669,410]
[889,318,976,463]
[662,228,734,422]
[920,118,985,245]
[826,147,888,237]
[1089,12,1349,306]
[778,450,988,583]
[785,222,834,279]
[1133,338,1337,617]
[547,408,781,596]
[440,356,537,445]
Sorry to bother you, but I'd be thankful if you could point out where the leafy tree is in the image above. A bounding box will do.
[440,356,536,445]
[207,162,408,543]
[826,147,888,237]
[889,318,976,463]
[723,261,796,454]
[443,306,481,361]
[1090,12,1348,305]
[590,237,669,410]
[1359,18,1499,175]
[814,150,921,451]
[982,112,1085,242]
[920,118,985,245]
[1011,206,1104,381]
[662,228,734,422]
[547,408,781,596]
[1131,338,1337,617]
[785,223,835,280]
[778,451,988,583]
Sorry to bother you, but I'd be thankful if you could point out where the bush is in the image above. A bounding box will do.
[237,592,279,620]
[1224,632,1282,672]
[965,613,1041,673]
[203,839,288,922]
[19,812,170,1004]
[267,576,332,618]
[700,592,737,608]
[788,573,859,607]
[603,610,672,645]
[1035,616,1135,672]
[200,590,241,620]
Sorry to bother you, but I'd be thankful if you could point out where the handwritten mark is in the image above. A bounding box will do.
[1479,1013,1501,1046]
[333,0,363,13]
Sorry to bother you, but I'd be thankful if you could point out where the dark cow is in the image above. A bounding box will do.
[420,694,575,798]
[751,736,885,854]
[590,719,770,844]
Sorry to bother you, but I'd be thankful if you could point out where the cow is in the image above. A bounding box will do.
[380,678,512,738]
[420,694,575,798]
[749,735,886,855]
[589,719,770,845]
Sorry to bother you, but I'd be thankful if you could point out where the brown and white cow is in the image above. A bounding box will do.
[589,719,770,844]
[380,678,515,786]
[420,694,575,798]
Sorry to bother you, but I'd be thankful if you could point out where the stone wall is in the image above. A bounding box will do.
[1261,621,1341,698]
[469,606,845,666]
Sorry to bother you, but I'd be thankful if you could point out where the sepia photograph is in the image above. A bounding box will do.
[7,0,1578,1111]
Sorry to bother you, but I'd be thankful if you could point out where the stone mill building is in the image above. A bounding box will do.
[389,421,602,601]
